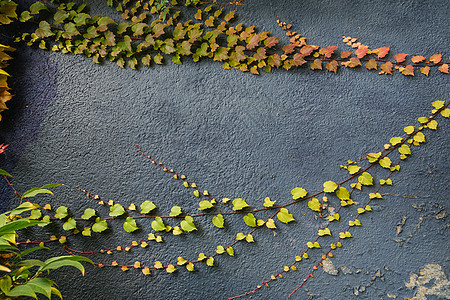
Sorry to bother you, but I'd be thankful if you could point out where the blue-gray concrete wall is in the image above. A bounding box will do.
[0,1,449,299]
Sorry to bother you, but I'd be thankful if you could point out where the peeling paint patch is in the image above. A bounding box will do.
[405,264,450,299]
[322,258,338,276]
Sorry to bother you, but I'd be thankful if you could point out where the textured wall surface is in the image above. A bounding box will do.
[0,1,449,299]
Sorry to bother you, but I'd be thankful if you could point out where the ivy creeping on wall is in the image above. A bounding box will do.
[0,0,449,299]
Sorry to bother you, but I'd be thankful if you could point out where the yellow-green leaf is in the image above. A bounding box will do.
[277,208,295,224]
[291,187,308,200]
[323,181,338,193]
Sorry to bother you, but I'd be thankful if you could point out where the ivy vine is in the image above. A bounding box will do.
[0,0,449,299]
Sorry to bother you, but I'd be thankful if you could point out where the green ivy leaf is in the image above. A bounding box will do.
[169,206,182,217]
[54,206,68,219]
[390,137,403,146]
[151,217,166,231]
[226,246,234,256]
[198,200,213,210]
[180,216,197,232]
[216,245,225,254]
[308,198,321,212]
[263,197,276,207]
[236,232,246,240]
[277,208,295,224]
[398,144,411,155]
[30,1,47,14]
[92,217,108,233]
[62,218,77,231]
[206,257,214,267]
[232,198,249,211]
[379,157,392,168]
[140,201,157,214]
[0,168,12,178]
[347,165,361,174]
[81,208,96,220]
[323,181,338,193]
[358,172,373,186]
[212,214,224,228]
[123,217,139,233]
[109,203,126,217]
[243,213,256,227]
[291,187,308,200]
[336,187,350,200]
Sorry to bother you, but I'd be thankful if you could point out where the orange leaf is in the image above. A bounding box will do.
[310,59,322,70]
[319,45,338,58]
[430,54,442,64]
[342,57,361,68]
[411,55,426,63]
[379,61,393,74]
[354,45,369,58]
[282,43,296,55]
[246,34,260,50]
[401,65,414,76]
[291,53,306,66]
[326,60,338,73]
[300,45,315,57]
[340,51,352,59]
[420,66,430,76]
[438,63,449,74]
[394,53,408,63]
[365,59,377,70]
[372,46,389,58]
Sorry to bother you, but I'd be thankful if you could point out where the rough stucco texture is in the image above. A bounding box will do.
[0,0,449,299]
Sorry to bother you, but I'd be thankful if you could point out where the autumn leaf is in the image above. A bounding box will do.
[365,59,377,70]
[310,59,322,70]
[340,51,352,58]
[438,64,449,74]
[394,53,408,63]
[246,34,260,50]
[372,46,389,58]
[300,45,315,57]
[420,66,430,76]
[291,53,306,66]
[354,45,369,58]
[429,54,442,64]
[400,65,414,76]
[264,36,279,48]
[282,43,296,55]
[342,57,361,68]
[379,61,393,74]
[326,60,338,73]
[411,55,426,63]
[319,45,337,58]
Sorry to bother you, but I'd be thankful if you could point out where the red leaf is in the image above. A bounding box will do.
[420,66,430,76]
[430,54,442,64]
[340,51,352,59]
[0,144,8,154]
[300,45,315,57]
[267,54,281,67]
[379,61,393,74]
[264,36,279,48]
[282,43,296,55]
[291,53,306,66]
[394,53,408,63]
[355,45,369,58]
[411,55,426,63]
[319,45,338,58]
[326,60,338,73]
[372,46,390,59]
[438,63,449,74]
[246,34,260,50]
[253,47,267,61]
